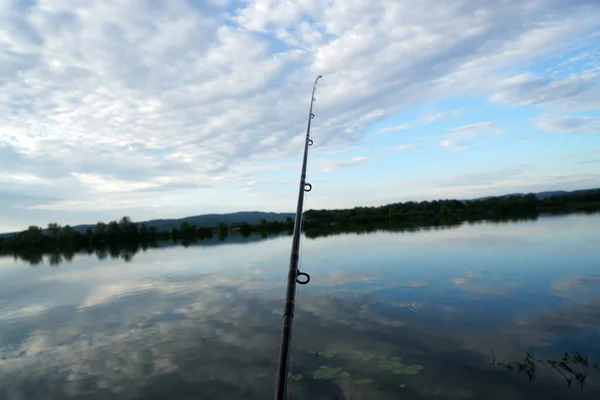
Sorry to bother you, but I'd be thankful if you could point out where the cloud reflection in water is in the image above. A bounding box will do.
[1,214,600,399]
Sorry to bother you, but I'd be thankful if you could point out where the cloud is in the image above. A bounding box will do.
[395,144,416,151]
[371,143,416,153]
[490,69,600,134]
[547,149,600,159]
[315,156,370,173]
[552,274,600,297]
[536,115,600,133]
[440,122,502,150]
[375,108,466,136]
[375,124,414,135]
[420,108,468,124]
[490,72,600,111]
[452,272,520,295]
[1,0,600,229]
[422,112,448,124]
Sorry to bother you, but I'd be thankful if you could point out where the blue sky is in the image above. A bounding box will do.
[0,0,599,232]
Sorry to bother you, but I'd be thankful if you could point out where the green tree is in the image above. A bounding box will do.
[139,224,148,241]
[240,222,251,237]
[47,223,61,241]
[107,221,120,243]
[218,223,228,236]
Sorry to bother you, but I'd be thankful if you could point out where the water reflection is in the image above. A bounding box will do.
[0,214,553,267]
[4,233,289,267]
[1,214,599,399]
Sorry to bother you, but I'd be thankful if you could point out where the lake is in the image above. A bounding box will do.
[1,213,599,399]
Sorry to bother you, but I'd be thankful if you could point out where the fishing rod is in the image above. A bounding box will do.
[273,75,323,400]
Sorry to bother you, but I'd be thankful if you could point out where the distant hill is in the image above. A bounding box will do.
[1,188,596,236]
[0,211,295,237]
[466,190,571,202]
[140,211,294,231]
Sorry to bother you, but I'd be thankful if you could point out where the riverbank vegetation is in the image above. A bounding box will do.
[303,188,600,230]
[1,189,599,264]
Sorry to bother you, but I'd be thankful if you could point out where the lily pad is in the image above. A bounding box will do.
[354,378,373,385]
[377,358,424,375]
[339,372,351,379]
[313,366,342,380]
[358,352,375,361]
[291,373,303,381]
[392,365,424,375]
[322,351,337,359]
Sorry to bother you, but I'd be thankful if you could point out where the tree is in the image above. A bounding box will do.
[218,223,228,236]
[107,221,120,243]
[84,228,94,245]
[47,223,61,240]
[94,222,107,235]
[240,222,251,237]
[139,224,148,241]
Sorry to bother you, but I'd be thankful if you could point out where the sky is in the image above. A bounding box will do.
[0,0,599,233]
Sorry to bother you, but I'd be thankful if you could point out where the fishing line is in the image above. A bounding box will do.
[287,179,310,398]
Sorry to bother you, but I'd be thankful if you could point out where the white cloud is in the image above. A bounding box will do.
[553,274,600,297]
[490,71,600,111]
[395,144,416,151]
[440,122,502,150]
[0,173,51,184]
[422,112,448,124]
[376,123,414,135]
[1,0,599,229]
[316,156,370,173]
[536,115,600,133]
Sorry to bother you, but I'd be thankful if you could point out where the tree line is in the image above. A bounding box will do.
[1,189,599,257]
[0,216,295,254]
[302,188,600,231]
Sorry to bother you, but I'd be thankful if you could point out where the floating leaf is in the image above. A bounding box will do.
[354,378,373,385]
[291,374,303,381]
[378,358,424,375]
[395,365,423,375]
[340,372,351,379]
[313,366,342,380]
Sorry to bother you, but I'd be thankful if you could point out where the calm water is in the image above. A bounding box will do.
[1,213,599,399]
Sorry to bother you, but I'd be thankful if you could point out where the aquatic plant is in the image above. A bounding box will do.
[377,356,424,375]
[313,366,342,380]
[311,350,342,359]
[354,378,373,385]
[492,350,600,389]
[339,372,351,378]
[290,373,303,381]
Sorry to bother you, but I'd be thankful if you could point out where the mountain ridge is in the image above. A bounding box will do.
[2,188,597,236]
[0,211,294,237]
